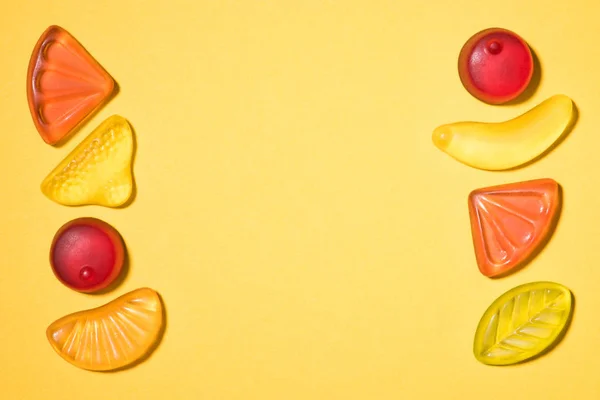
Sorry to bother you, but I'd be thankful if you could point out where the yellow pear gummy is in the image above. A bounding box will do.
[41,115,134,207]
[46,288,164,371]
[432,94,574,171]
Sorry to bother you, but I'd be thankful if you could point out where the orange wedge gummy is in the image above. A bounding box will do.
[27,25,115,145]
[47,288,164,371]
[468,179,561,278]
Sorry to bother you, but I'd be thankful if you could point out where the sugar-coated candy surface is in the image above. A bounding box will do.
[458,28,533,104]
[41,115,134,207]
[432,94,574,170]
[47,288,164,371]
[27,25,115,145]
[468,179,560,278]
[474,282,572,366]
[50,217,125,293]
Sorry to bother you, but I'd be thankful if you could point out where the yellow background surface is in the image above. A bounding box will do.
[0,1,598,398]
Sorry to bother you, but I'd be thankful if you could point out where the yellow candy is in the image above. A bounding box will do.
[46,288,164,371]
[473,282,573,366]
[432,94,574,170]
[41,115,134,207]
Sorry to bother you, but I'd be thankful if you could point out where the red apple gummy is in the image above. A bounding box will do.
[458,28,533,104]
[50,218,125,293]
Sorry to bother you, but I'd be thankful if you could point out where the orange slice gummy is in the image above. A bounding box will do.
[41,115,134,207]
[468,179,561,278]
[47,288,164,371]
[27,25,115,145]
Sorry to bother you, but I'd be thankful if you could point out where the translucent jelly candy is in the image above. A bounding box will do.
[458,28,533,104]
[468,179,560,278]
[41,115,134,207]
[50,218,125,293]
[47,288,164,371]
[27,25,115,145]
[432,95,574,170]
[474,282,573,366]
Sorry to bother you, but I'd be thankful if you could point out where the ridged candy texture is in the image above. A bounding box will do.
[473,282,573,366]
[27,25,115,145]
[46,288,164,371]
[468,179,561,278]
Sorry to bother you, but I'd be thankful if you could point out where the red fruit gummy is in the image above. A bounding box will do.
[458,28,533,104]
[468,179,560,278]
[50,218,124,293]
[27,25,115,145]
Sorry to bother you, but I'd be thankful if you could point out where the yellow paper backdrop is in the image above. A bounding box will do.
[1,0,599,398]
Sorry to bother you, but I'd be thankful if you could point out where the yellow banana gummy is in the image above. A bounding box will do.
[432,94,574,170]
[41,115,134,207]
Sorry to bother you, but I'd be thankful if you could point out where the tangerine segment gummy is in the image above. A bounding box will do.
[27,25,115,145]
[47,288,164,371]
[432,94,574,170]
[473,282,572,366]
[41,115,134,207]
[458,28,533,104]
[51,218,125,293]
[468,179,560,278]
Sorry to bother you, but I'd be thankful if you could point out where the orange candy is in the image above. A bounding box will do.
[27,25,115,145]
[46,288,164,371]
[468,179,561,278]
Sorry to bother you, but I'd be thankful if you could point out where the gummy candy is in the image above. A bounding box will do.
[47,288,164,371]
[432,94,574,170]
[41,115,134,207]
[27,25,115,145]
[50,217,125,293]
[474,282,572,366]
[468,178,560,278]
[458,28,533,104]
